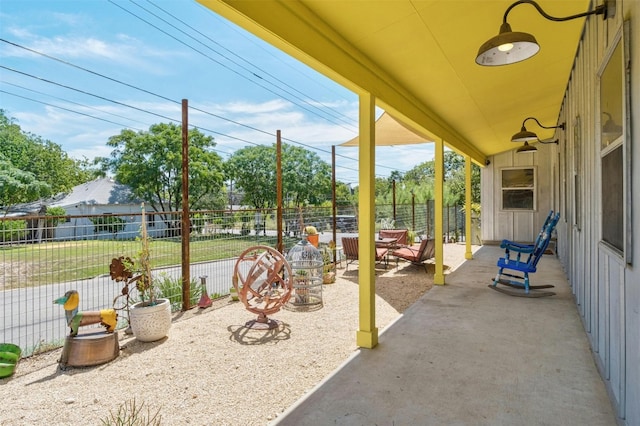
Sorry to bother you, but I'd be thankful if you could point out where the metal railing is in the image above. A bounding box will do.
[1,202,470,356]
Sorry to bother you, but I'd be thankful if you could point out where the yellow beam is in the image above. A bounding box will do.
[356,92,378,349]
[434,139,445,285]
[465,156,473,260]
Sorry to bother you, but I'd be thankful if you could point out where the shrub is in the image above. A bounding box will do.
[156,273,202,311]
[100,398,162,426]
[0,219,26,242]
[45,206,66,228]
[380,218,395,230]
[91,215,126,234]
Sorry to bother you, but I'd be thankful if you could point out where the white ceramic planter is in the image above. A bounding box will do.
[129,298,171,342]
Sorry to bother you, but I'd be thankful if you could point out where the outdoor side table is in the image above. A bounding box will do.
[375,237,398,268]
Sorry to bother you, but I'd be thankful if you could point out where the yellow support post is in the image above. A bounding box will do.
[356,92,378,349]
[434,139,445,285]
[465,155,473,260]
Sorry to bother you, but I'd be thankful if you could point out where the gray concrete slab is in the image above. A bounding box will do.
[272,245,617,426]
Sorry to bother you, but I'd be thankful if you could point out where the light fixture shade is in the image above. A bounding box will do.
[476,23,540,66]
[511,128,539,142]
[516,141,537,153]
[602,118,623,135]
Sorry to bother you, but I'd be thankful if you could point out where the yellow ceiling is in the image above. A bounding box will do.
[197,0,593,164]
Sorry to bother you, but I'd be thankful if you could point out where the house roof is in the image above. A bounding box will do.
[51,177,141,208]
[198,0,596,164]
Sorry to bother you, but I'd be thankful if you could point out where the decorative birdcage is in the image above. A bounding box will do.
[286,237,324,309]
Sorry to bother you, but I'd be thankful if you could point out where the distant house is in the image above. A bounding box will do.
[50,177,141,216]
[47,177,167,241]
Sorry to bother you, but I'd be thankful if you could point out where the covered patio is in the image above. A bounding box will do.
[273,245,616,425]
[197,1,639,424]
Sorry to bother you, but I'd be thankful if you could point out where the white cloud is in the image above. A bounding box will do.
[2,23,188,75]
[5,85,425,182]
[50,12,85,27]
[223,99,290,114]
[1,2,433,184]
[25,34,184,73]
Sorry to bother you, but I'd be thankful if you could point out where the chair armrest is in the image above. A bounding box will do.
[500,239,534,250]
[501,241,535,254]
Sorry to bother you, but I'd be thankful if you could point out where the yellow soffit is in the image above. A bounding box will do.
[197,0,591,164]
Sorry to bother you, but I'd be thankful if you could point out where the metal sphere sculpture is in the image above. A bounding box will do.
[232,245,293,329]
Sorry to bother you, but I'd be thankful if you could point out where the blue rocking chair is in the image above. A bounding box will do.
[500,210,554,252]
[489,212,560,298]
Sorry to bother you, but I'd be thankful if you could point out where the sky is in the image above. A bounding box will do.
[0,0,436,185]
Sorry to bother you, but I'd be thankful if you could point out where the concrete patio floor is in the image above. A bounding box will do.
[272,245,617,426]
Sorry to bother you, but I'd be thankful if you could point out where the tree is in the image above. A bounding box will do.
[101,123,225,219]
[225,143,332,209]
[447,162,481,205]
[372,150,479,206]
[388,170,403,183]
[76,156,106,180]
[403,161,434,184]
[225,145,275,210]
[0,110,93,195]
[281,144,332,206]
[374,176,393,200]
[335,182,355,206]
[0,156,52,211]
[443,150,465,180]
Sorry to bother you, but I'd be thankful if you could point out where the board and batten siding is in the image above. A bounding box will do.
[481,151,555,245]
[560,8,637,423]
[481,2,639,423]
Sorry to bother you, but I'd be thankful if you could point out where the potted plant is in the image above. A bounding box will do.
[407,229,418,245]
[304,225,319,247]
[321,242,336,284]
[294,269,310,303]
[110,204,171,342]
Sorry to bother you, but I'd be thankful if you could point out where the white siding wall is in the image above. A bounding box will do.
[481,149,556,244]
[53,204,169,241]
[481,2,640,423]
[622,2,640,424]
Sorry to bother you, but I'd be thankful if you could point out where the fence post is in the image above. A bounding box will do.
[181,99,191,311]
[411,191,415,232]
[392,180,397,222]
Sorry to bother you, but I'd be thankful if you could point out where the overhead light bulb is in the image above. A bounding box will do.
[476,0,613,66]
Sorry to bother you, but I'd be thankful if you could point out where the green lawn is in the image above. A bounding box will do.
[1,234,300,288]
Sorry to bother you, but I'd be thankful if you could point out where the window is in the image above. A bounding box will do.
[599,34,626,256]
[147,213,156,228]
[601,146,623,250]
[573,116,582,231]
[600,43,623,150]
[501,168,535,210]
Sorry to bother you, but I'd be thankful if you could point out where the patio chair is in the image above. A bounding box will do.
[342,237,389,270]
[391,238,435,272]
[489,212,560,298]
[378,229,409,247]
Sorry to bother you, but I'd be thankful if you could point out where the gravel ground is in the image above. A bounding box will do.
[0,244,473,426]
